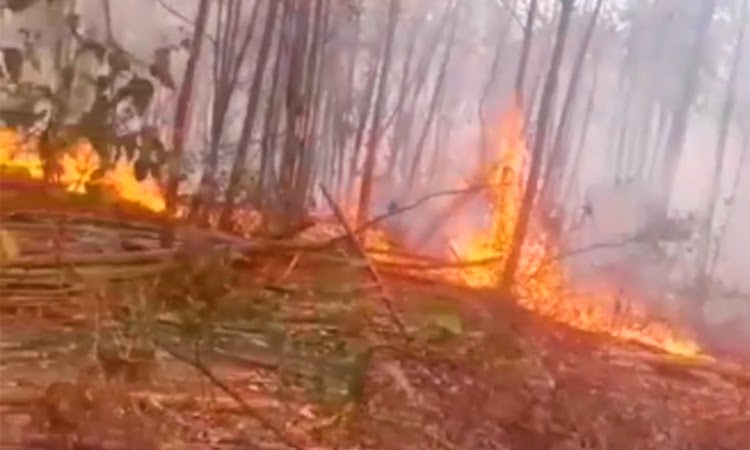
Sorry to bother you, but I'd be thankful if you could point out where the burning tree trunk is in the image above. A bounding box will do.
[541,0,603,207]
[355,0,401,227]
[219,0,281,231]
[188,0,260,225]
[693,0,747,299]
[660,0,718,210]
[502,0,574,289]
[161,0,211,247]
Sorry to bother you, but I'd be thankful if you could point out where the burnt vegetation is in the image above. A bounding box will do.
[1,0,749,449]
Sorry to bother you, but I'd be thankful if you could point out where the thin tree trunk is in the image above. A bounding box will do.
[259,0,291,212]
[346,61,378,196]
[333,10,361,199]
[559,45,601,218]
[693,0,747,297]
[394,0,454,182]
[296,0,329,206]
[161,0,211,247]
[219,0,281,230]
[385,33,419,175]
[406,1,459,191]
[660,0,718,210]
[356,0,401,226]
[502,0,574,288]
[189,0,261,224]
[541,0,603,205]
[514,0,539,107]
[478,1,515,167]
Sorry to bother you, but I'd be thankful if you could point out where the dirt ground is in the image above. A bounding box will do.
[1,201,749,449]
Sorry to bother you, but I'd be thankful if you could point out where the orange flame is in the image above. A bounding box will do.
[0,128,165,212]
[446,106,702,358]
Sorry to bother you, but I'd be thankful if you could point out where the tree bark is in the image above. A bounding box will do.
[355,0,401,226]
[660,0,718,210]
[693,0,747,298]
[502,0,574,288]
[161,0,211,247]
[514,0,539,108]
[189,0,261,225]
[219,0,281,230]
[541,0,603,206]
[406,1,459,191]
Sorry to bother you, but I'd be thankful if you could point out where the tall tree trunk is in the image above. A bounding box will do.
[355,0,400,226]
[161,0,211,247]
[394,0,454,182]
[295,0,329,207]
[219,0,281,230]
[660,0,718,210]
[559,45,601,220]
[502,0,574,288]
[189,0,260,224]
[693,0,747,298]
[346,61,378,196]
[406,1,459,191]
[259,0,291,212]
[385,32,419,175]
[335,11,361,199]
[478,2,515,167]
[514,0,539,107]
[541,0,603,206]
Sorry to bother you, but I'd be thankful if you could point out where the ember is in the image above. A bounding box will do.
[0,128,165,212]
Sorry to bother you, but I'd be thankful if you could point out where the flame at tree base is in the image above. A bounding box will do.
[368,105,702,358]
[0,128,165,213]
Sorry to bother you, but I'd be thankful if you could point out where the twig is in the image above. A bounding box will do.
[2,249,175,268]
[279,252,301,282]
[319,184,409,338]
[155,0,217,44]
[154,339,306,450]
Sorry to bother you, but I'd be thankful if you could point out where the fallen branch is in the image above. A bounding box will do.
[1,248,175,268]
[154,338,306,450]
[319,184,409,338]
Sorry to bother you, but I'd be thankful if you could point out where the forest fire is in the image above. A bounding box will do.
[0,128,165,212]
[366,105,701,356]
[441,106,702,358]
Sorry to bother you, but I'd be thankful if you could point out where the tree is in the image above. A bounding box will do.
[660,0,718,210]
[188,0,261,225]
[502,0,575,289]
[160,0,211,246]
[693,0,748,299]
[219,0,281,231]
[355,0,401,226]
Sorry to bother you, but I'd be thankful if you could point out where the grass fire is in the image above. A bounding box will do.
[1,0,748,449]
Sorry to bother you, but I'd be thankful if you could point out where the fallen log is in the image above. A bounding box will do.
[1,248,175,268]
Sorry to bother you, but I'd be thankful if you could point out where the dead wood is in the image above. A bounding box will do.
[320,184,408,338]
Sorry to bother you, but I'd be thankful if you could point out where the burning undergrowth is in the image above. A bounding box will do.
[0,114,705,359]
[363,106,704,358]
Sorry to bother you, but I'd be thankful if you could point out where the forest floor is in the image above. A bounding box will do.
[0,184,749,450]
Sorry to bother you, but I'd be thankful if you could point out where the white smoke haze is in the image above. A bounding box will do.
[2,0,748,357]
